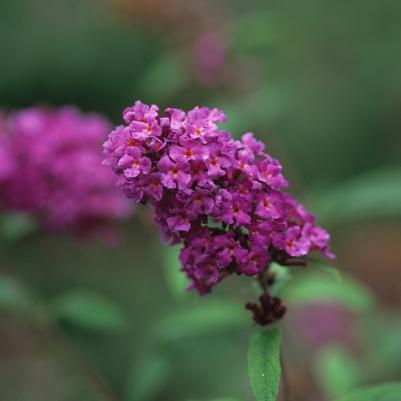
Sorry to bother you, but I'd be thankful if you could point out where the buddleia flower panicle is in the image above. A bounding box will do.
[0,107,132,238]
[0,116,14,181]
[103,100,334,324]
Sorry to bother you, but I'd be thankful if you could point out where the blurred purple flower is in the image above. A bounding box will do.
[0,127,14,181]
[289,302,356,348]
[193,31,227,86]
[0,107,132,237]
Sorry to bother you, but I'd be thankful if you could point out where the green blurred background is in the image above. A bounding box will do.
[0,1,400,401]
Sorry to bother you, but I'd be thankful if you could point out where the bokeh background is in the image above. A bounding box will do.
[1,1,400,401]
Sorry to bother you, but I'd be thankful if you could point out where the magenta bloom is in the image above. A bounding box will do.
[0,130,14,181]
[118,147,152,178]
[0,107,132,236]
[103,100,334,323]
[158,156,191,191]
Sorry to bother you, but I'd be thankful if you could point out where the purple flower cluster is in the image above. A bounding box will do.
[0,127,13,181]
[0,107,132,236]
[104,101,334,306]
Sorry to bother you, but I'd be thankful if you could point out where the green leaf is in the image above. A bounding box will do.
[220,83,289,134]
[125,352,171,401]
[163,246,188,299]
[155,299,247,343]
[53,290,127,332]
[309,168,401,226]
[365,317,401,376]
[0,274,33,312]
[0,212,36,242]
[311,262,342,283]
[315,345,360,399]
[284,272,374,313]
[248,329,282,401]
[336,382,401,401]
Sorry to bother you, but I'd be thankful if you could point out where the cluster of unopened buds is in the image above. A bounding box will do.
[103,101,334,325]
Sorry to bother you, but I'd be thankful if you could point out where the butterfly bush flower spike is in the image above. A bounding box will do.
[103,100,334,325]
[0,107,132,238]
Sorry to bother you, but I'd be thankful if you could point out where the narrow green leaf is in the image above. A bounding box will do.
[125,353,171,401]
[336,382,401,401]
[155,300,247,343]
[53,290,127,331]
[284,272,374,313]
[248,329,282,401]
[364,317,401,376]
[220,84,289,134]
[315,345,360,398]
[309,168,401,225]
[312,262,342,283]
